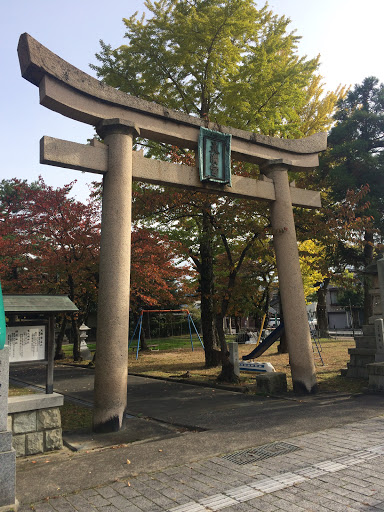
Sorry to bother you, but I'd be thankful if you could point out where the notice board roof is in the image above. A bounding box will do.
[3,295,78,314]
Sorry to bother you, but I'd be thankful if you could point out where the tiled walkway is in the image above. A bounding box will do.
[20,416,384,511]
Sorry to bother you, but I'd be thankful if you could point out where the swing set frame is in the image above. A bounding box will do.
[129,309,204,359]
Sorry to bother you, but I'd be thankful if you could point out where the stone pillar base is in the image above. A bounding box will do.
[0,499,18,512]
[368,362,384,392]
[256,372,287,394]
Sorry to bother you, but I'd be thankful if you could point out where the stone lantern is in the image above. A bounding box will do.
[79,323,92,360]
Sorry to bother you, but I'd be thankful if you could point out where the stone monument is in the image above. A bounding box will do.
[342,256,384,387]
[367,256,384,391]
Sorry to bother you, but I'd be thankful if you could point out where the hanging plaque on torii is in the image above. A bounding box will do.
[18,33,327,432]
[198,127,232,185]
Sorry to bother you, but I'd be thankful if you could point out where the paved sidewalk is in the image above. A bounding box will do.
[18,415,384,511]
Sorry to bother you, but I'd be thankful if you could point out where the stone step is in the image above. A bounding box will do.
[367,362,384,376]
[344,364,369,379]
[354,336,377,349]
[349,354,376,367]
[363,324,375,336]
[348,347,376,356]
[347,347,376,372]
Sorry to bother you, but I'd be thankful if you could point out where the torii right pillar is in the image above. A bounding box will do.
[263,159,318,394]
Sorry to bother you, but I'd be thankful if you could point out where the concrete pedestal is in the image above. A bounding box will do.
[0,347,17,511]
[80,340,92,361]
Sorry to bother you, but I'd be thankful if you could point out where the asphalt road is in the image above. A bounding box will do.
[10,363,384,440]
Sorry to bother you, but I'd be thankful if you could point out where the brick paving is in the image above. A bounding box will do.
[16,415,384,511]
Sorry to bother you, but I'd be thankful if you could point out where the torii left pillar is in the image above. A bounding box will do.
[93,119,140,432]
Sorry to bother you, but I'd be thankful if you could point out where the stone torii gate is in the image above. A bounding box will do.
[18,33,327,433]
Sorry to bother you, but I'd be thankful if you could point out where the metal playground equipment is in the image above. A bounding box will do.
[129,309,204,359]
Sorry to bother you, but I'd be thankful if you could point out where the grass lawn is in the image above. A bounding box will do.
[127,338,365,394]
[60,336,364,394]
[8,384,36,397]
[60,401,93,431]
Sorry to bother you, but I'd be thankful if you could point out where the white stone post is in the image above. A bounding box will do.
[228,342,240,378]
[93,118,140,432]
[263,160,317,394]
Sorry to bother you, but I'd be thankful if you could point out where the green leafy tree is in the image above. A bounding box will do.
[0,178,101,360]
[1,179,187,360]
[320,77,384,320]
[92,0,343,380]
[335,270,364,329]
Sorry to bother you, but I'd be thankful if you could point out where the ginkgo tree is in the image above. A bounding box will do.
[93,0,345,380]
[298,240,327,302]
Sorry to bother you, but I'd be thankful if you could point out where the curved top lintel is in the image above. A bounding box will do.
[18,33,327,163]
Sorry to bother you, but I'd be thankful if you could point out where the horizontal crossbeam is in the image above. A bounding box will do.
[40,136,321,208]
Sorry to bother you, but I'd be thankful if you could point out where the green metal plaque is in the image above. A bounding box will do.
[198,127,231,185]
[0,282,5,350]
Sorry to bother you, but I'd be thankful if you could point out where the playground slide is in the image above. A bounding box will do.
[242,323,284,361]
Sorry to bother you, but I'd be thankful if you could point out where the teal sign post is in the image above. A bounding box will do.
[0,282,5,349]
[198,127,231,185]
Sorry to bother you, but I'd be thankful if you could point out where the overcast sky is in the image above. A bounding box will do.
[2,0,383,202]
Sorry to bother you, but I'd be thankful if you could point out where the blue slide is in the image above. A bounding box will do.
[242,323,284,360]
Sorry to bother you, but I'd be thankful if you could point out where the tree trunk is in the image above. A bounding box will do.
[200,208,221,367]
[363,229,374,322]
[140,325,150,351]
[352,307,360,328]
[54,315,66,360]
[132,311,150,351]
[67,273,81,361]
[72,316,81,361]
[277,292,288,354]
[316,277,330,337]
[235,316,240,333]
